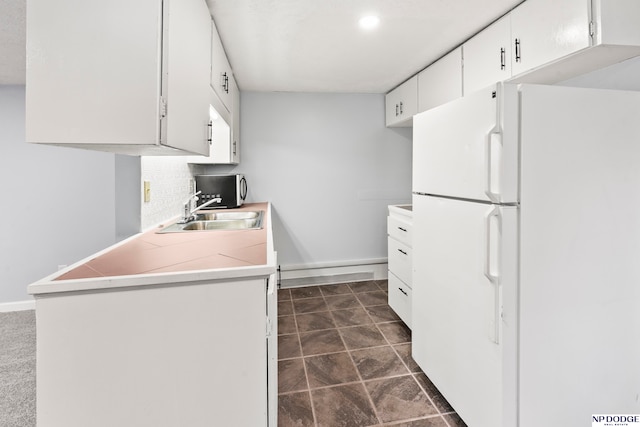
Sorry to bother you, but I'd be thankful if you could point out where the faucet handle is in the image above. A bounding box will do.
[183,190,202,205]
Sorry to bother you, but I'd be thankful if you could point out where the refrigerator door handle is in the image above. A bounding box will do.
[485,130,502,203]
[485,207,502,344]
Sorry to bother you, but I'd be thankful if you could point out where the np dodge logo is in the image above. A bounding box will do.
[593,414,640,426]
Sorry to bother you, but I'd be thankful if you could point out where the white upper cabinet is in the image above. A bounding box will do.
[510,0,591,76]
[463,16,512,96]
[386,76,418,127]
[210,18,233,113]
[509,0,640,83]
[189,18,241,165]
[187,79,239,165]
[26,0,212,156]
[230,75,241,164]
[418,47,463,114]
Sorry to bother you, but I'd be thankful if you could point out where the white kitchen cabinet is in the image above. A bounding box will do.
[26,0,212,156]
[33,277,274,427]
[211,17,233,113]
[463,16,512,95]
[510,0,640,83]
[189,21,239,165]
[387,205,413,328]
[418,47,463,113]
[385,76,418,127]
[458,0,640,98]
[187,83,239,165]
[230,75,241,164]
[510,0,590,77]
[388,273,412,328]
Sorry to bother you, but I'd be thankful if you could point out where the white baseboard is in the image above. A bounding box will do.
[0,299,36,313]
[279,259,388,289]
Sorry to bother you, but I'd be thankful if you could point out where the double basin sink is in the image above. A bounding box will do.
[158,210,264,233]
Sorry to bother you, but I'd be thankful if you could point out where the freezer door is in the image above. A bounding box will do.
[412,195,517,427]
[518,85,640,427]
[413,83,518,203]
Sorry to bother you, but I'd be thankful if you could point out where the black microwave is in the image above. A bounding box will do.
[194,174,247,209]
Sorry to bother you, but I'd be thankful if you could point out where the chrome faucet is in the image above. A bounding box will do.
[179,191,221,223]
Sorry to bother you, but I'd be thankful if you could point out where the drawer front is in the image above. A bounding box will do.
[388,215,412,247]
[388,272,412,329]
[388,238,412,286]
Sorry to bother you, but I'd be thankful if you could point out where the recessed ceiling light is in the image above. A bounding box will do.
[358,15,380,30]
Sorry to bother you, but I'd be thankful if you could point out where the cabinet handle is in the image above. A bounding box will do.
[397,248,407,255]
[233,140,237,156]
[398,287,408,296]
[221,72,229,93]
[395,103,399,116]
[207,120,213,144]
[514,38,521,63]
[500,47,506,70]
[399,101,403,115]
[398,226,407,232]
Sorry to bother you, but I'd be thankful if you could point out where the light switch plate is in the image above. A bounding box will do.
[144,181,151,202]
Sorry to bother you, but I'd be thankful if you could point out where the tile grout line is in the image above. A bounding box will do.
[284,281,461,427]
[328,282,386,426]
[291,291,319,427]
[370,284,453,427]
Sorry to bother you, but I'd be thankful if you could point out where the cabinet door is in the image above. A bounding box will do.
[511,0,590,76]
[596,0,640,46]
[387,215,412,247]
[388,238,412,286]
[211,18,233,112]
[26,0,162,145]
[418,47,463,112]
[385,75,418,127]
[187,88,235,165]
[230,75,240,164]
[388,273,412,329]
[463,16,512,95]
[162,0,211,155]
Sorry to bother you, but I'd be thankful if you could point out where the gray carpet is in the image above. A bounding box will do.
[0,310,36,427]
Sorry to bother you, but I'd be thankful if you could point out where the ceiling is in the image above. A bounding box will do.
[1,0,523,93]
[206,0,523,92]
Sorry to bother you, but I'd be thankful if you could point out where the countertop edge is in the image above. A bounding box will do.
[388,204,413,219]
[28,202,276,296]
[28,263,277,296]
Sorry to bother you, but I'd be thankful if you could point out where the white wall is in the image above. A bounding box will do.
[139,157,205,230]
[205,92,412,268]
[115,154,141,241]
[0,85,116,303]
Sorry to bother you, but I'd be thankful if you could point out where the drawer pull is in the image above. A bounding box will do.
[398,287,408,296]
[398,249,407,255]
[397,227,407,232]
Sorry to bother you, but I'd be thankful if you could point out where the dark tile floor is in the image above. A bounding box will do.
[277,280,468,427]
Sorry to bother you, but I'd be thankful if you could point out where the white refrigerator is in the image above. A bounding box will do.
[412,83,640,427]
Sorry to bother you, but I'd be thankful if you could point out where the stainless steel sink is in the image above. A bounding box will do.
[193,211,261,221]
[157,210,264,233]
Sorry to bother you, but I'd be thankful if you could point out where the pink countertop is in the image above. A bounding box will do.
[54,203,270,281]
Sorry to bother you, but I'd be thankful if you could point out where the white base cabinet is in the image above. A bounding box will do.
[26,0,213,156]
[388,273,412,328]
[35,276,275,427]
[387,205,413,328]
